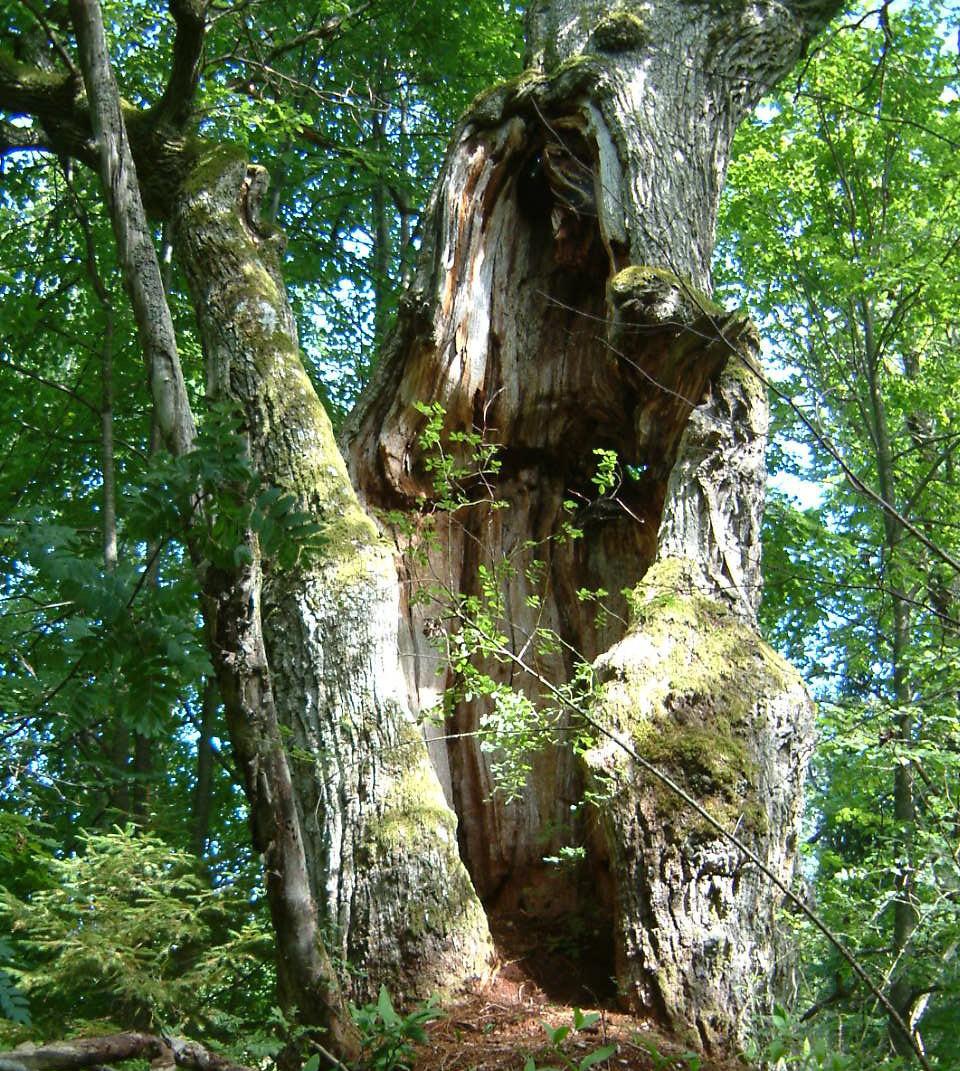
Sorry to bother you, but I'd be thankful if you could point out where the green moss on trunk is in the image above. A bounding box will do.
[594,557,793,836]
[592,10,649,52]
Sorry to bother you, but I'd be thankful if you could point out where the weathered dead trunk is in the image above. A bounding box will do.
[0,1032,252,1071]
[171,146,493,1004]
[344,0,840,1049]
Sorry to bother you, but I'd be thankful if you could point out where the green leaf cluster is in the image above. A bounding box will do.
[524,1008,617,1071]
[0,827,275,1055]
[349,986,441,1071]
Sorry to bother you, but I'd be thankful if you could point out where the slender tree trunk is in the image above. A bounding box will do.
[65,160,131,820]
[889,592,918,1055]
[131,733,152,823]
[396,90,413,289]
[94,204,133,825]
[100,304,118,572]
[862,301,920,1056]
[108,725,131,819]
[192,676,218,858]
[370,60,393,352]
[67,1,195,455]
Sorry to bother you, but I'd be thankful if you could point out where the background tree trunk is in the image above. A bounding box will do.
[191,676,218,858]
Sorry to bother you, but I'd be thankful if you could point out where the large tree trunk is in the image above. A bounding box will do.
[343,0,840,1050]
[170,147,493,1004]
[3,0,843,1055]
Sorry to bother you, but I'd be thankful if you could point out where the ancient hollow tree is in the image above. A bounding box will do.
[344,0,841,1049]
[0,0,842,1057]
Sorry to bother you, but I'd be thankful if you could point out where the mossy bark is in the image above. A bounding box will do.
[344,0,836,1048]
[171,147,493,1005]
[586,558,814,1049]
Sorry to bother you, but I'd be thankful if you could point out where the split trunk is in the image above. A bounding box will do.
[187,0,841,1050]
[343,0,840,1048]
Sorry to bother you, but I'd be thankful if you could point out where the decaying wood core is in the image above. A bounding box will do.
[345,95,750,983]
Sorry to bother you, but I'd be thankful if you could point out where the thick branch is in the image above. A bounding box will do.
[0,51,191,214]
[0,119,45,154]
[783,0,848,39]
[0,54,94,163]
[152,0,207,129]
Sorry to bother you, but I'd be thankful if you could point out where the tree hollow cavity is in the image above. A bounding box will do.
[345,92,749,998]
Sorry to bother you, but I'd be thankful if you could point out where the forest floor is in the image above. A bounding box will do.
[413,917,746,1071]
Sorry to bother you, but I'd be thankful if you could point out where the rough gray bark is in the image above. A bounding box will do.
[522,0,843,289]
[344,0,841,1049]
[198,532,362,1056]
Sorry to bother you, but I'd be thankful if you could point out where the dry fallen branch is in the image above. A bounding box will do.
[0,1033,251,1071]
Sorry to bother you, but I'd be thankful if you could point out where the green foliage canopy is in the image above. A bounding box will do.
[719,1,960,1062]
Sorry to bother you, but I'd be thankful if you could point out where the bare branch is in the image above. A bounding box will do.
[20,0,81,79]
[0,355,99,416]
[265,0,373,61]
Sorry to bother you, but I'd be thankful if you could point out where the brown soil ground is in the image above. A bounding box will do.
[413,918,746,1071]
